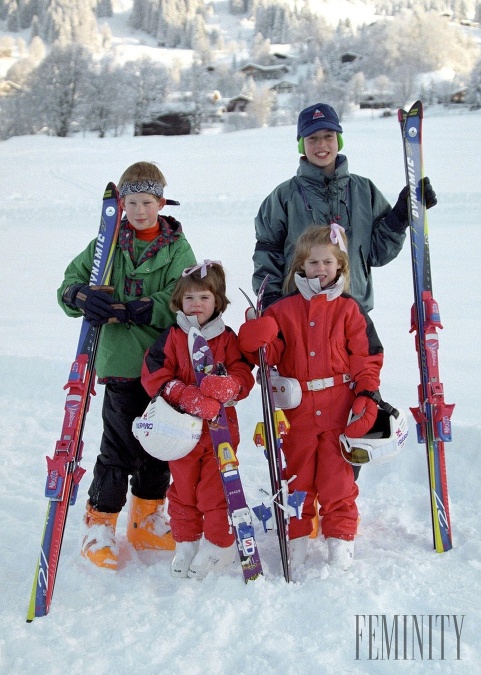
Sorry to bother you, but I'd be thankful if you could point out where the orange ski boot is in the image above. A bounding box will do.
[81,502,119,569]
[126,496,175,550]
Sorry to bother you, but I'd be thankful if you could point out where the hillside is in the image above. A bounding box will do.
[1,0,480,141]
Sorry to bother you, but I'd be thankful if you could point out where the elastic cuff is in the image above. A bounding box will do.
[62,283,84,307]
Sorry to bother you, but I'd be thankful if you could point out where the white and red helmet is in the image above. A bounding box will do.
[340,406,409,467]
[132,396,202,461]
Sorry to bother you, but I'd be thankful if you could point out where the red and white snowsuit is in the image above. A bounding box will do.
[242,275,383,541]
[141,314,254,547]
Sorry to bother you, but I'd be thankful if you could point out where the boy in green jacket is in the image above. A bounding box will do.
[58,161,196,569]
[252,102,437,312]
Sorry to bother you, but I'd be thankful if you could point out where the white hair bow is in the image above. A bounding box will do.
[330,223,347,252]
[182,259,222,278]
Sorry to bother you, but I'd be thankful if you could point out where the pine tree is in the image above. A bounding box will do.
[7,0,20,31]
[43,0,98,47]
[96,0,113,17]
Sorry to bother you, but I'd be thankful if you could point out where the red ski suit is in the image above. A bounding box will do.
[243,289,383,541]
[141,321,254,547]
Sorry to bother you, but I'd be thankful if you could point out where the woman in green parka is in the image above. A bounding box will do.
[252,102,437,312]
[57,161,196,570]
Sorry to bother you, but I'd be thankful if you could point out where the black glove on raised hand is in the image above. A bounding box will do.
[386,176,437,233]
[422,176,437,209]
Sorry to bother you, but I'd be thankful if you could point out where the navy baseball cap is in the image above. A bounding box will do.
[297,103,343,139]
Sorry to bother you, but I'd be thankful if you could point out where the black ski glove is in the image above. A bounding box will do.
[386,176,437,233]
[96,297,154,326]
[422,176,437,209]
[68,284,120,325]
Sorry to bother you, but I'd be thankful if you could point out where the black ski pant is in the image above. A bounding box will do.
[88,380,170,513]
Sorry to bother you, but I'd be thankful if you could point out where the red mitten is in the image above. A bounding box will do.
[344,395,378,438]
[179,385,221,420]
[162,380,186,407]
[200,374,241,403]
[238,316,278,353]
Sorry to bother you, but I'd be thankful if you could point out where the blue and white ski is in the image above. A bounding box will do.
[398,100,454,552]
[27,183,122,620]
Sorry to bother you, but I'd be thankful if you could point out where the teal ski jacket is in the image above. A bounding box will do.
[252,155,407,312]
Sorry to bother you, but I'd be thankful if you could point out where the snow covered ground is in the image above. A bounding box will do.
[1,104,480,673]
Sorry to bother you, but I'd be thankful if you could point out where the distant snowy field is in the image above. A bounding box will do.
[1,105,480,673]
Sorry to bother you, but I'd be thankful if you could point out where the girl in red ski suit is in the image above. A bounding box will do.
[141,261,254,578]
[238,225,383,565]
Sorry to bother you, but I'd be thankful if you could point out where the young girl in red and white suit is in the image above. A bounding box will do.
[238,224,384,572]
[141,261,254,579]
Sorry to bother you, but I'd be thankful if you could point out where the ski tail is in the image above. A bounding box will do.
[398,101,454,553]
[27,183,122,621]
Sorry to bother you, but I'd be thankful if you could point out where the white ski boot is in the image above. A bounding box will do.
[187,539,237,580]
[327,537,354,570]
[171,540,200,578]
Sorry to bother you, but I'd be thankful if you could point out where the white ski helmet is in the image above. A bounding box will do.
[339,407,409,467]
[132,395,202,461]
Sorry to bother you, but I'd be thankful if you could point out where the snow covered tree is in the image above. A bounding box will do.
[121,56,170,134]
[466,53,481,108]
[43,0,98,48]
[0,35,15,56]
[26,43,93,136]
[29,34,46,62]
[0,86,34,140]
[30,14,41,39]
[246,84,275,128]
[95,0,113,17]
[81,57,128,136]
[131,0,206,49]
[250,33,272,65]
[475,1,481,22]
[100,22,112,49]
[229,0,249,13]
[7,0,20,31]
[190,12,212,64]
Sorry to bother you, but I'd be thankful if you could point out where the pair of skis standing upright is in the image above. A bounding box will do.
[26,100,453,621]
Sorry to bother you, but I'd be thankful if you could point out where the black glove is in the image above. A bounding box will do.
[422,176,437,209]
[386,176,437,233]
[93,297,153,326]
[65,284,153,327]
[71,285,120,325]
[123,298,154,325]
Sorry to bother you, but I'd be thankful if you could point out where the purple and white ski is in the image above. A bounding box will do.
[188,326,263,582]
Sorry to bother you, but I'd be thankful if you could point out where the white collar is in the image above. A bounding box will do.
[294,273,345,301]
[176,311,225,340]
